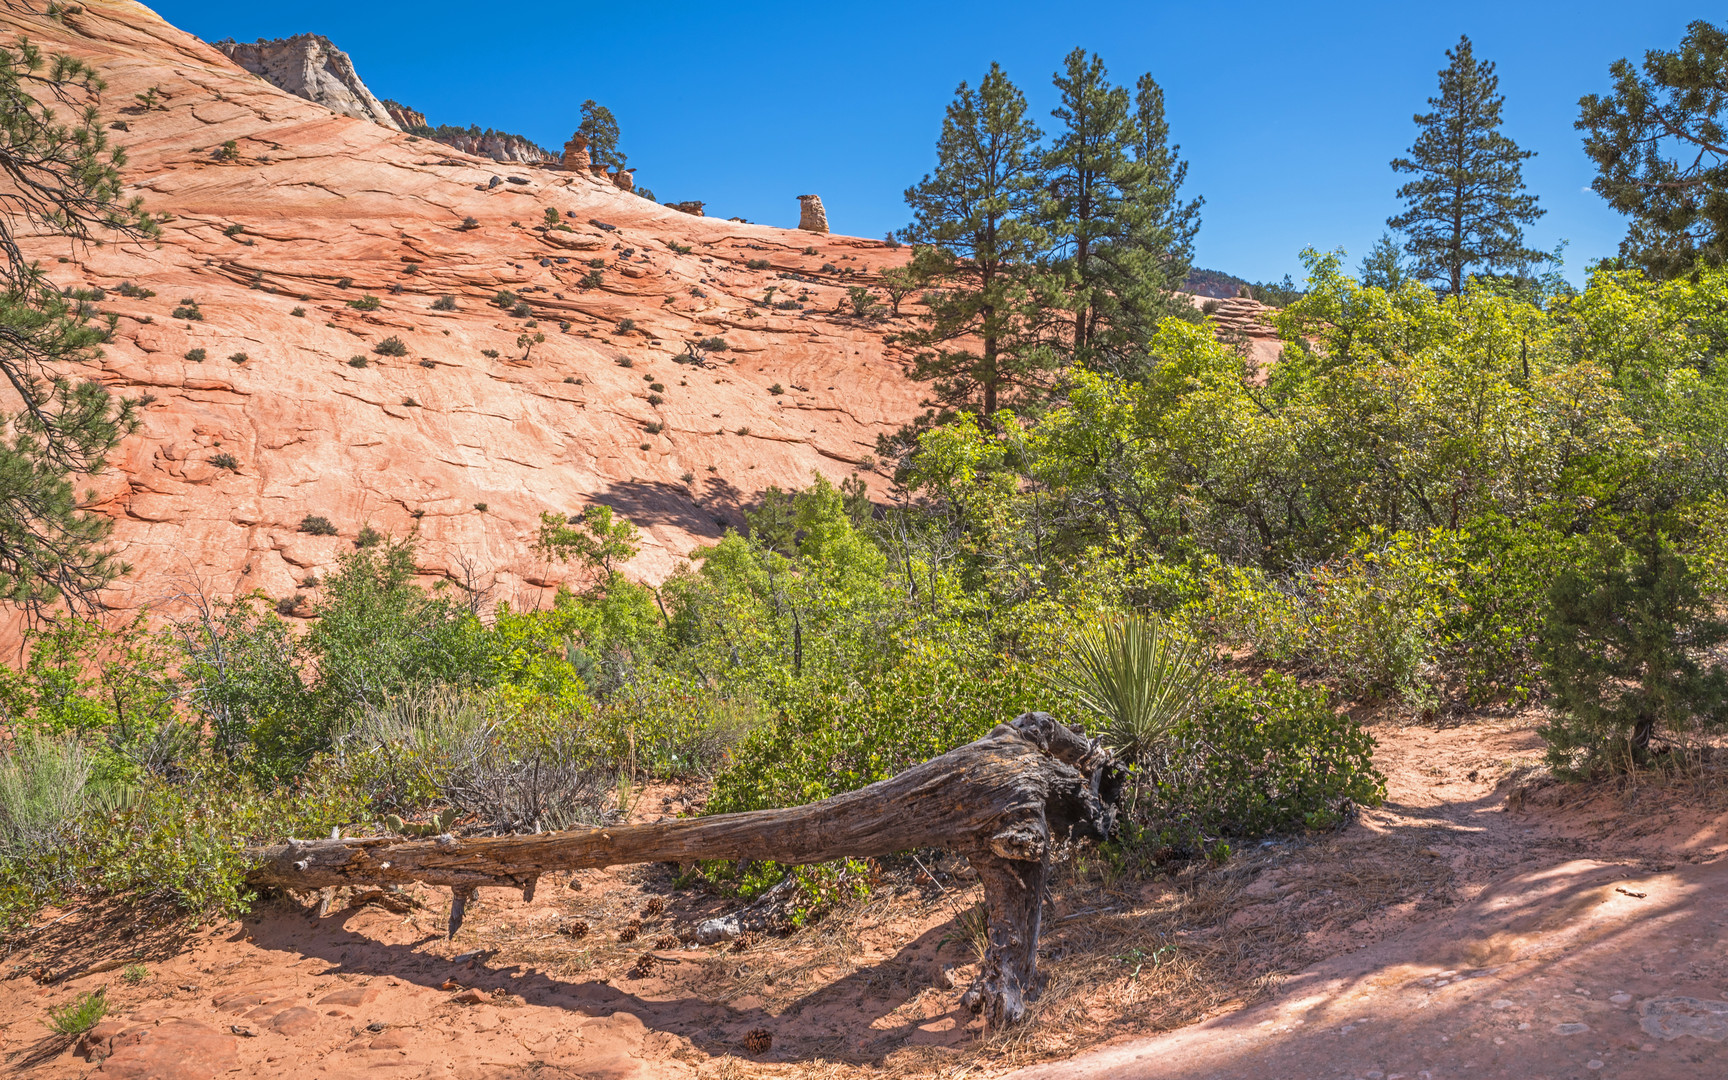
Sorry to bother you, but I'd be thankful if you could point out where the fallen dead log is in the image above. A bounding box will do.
[248,711,1125,1027]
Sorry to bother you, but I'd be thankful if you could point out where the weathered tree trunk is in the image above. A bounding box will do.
[249,712,1123,1027]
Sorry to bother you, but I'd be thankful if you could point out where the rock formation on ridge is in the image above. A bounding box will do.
[798,194,830,233]
[217,34,400,130]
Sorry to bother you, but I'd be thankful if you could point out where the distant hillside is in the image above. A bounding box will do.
[1185,267,1305,307]
[1183,266,1252,299]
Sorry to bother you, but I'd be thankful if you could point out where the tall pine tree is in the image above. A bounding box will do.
[898,64,1052,421]
[1577,20,1728,277]
[1042,53,1200,373]
[1389,36,1546,295]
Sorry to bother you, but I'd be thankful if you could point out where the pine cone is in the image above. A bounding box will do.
[653,935,679,950]
[559,920,589,939]
[618,919,642,943]
[632,952,660,977]
[642,897,666,918]
[730,932,758,953]
[742,1028,772,1055]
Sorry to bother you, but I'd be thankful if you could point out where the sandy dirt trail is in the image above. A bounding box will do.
[1009,724,1728,1080]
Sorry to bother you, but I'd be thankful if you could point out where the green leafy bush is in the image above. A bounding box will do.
[708,648,1039,813]
[184,347,205,361]
[373,336,408,357]
[209,452,238,471]
[1145,672,1383,845]
[298,514,337,536]
[346,294,381,311]
[431,294,457,311]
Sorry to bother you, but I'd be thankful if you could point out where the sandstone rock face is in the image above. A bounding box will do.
[217,34,400,131]
[797,194,829,234]
[1189,293,1283,382]
[0,1,929,632]
[381,98,427,131]
[613,167,637,192]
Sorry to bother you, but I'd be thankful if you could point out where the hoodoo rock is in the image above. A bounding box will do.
[217,34,400,130]
[560,132,592,173]
[798,194,830,233]
[613,167,637,192]
[666,200,705,216]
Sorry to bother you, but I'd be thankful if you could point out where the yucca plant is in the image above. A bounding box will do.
[1045,615,1209,765]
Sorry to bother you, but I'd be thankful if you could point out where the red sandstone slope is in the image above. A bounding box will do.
[1,0,926,619]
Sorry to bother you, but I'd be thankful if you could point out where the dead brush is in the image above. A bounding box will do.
[938,902,990,964]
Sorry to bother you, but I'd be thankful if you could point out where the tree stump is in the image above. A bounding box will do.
[249,712,1124,1027]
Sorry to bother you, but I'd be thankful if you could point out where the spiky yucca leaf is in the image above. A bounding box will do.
[1046,615,1207,762]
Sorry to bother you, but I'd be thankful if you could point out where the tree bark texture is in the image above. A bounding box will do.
[249,712,1125,1027]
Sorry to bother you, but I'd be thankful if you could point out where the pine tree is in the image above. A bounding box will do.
[1388,36,1546,295]
[1042,55,1200,373]
[1537,534,1728,774]
[1121,73,1202,333]
[578,100,623,169]
[0,41,156,614]
[1577,20,1728,277]
[898,64,1052,421]
[1357,232,1412,290]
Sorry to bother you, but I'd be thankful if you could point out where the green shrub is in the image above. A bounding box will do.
[481,349,500,359]
[1145,672,1383,845]
[708,649,1038,813]
[768,383,784,395]
[223,223,244,238]
[1298,531,1458,705]
[373,336,408,357]
[615,318,636,334]
[431,294,458,311]
[698,335,728,352]
[355,526,384,549]
[290,306,306,317]
[184,347,205,362]
[493,290,518,309]
[1443,517,1593,704]
[347,294,381,311]
[1538,535,1728,775]
[46,990,107,1035]
[0,734,89,853]
[580,270,604,289]
[228,352,247,364]
[299,514,337,536]
[510,301,532,318]
[0,761,370,928]
[209,452,239,471]
[172,300,202,320]
[746,258,770,270]
[348,355,368,368]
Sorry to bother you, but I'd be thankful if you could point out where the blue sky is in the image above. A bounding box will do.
[148,0,1705,285]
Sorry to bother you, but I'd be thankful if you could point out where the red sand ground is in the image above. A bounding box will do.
[5,718,1726,1079]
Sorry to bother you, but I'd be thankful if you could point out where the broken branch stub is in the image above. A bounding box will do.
[249,712,1125,1027]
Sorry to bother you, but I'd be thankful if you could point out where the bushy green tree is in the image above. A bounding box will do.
[1389,35,1546,295]
[0,40,156,612]
[1357,232,1412,291]
[897,63,1054,422]
[1538,534,1728,772]
[577,99,623,169]
[1578,20,1728,277]
[1041,52,1201,373]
